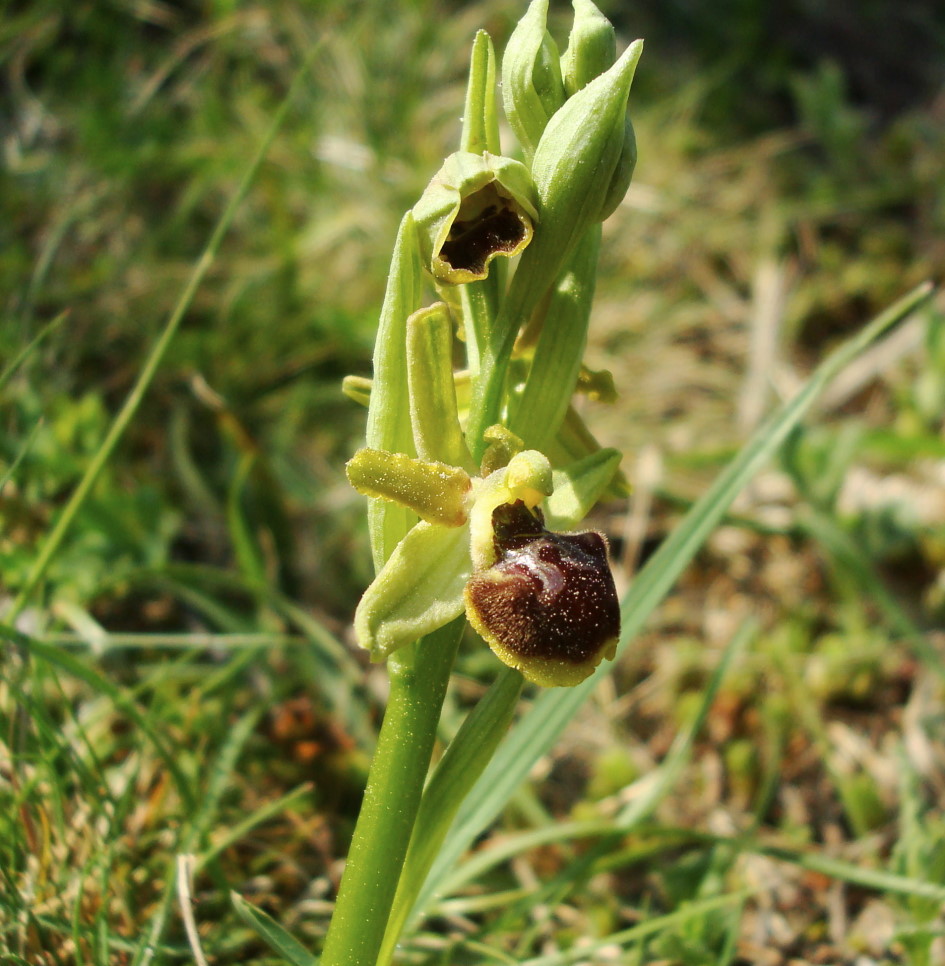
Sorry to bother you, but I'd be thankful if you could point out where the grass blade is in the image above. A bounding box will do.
[0,312,66,393]
[413,280,935,916]
[518,889,755,966]
[429,620,752,913]
[131,708,262,966]
[6,632,196,812]
[230,892,319,966]
[2,40,325,626]
[799,506,945,680]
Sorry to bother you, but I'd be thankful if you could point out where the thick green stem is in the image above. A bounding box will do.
[377,666,524,964]
[319,619,463,966]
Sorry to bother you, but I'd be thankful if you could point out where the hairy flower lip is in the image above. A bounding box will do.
[464,501,620,687]
[438,201,530,280]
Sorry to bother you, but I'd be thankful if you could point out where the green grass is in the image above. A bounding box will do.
[3,1,945,963]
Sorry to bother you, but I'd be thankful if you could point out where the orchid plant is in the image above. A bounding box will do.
[320,2,644,961]
[307,3,935,962]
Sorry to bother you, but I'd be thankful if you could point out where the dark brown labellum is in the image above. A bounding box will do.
[464,502,620,687]
[439,204,529,278]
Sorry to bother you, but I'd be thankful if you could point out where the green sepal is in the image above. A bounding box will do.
[354,522,470,660]
[412,152,539,284]
[461,31,501,156]
[406,304,475,471]
[501,0,566,160]
[560,0,616,96]
[366,212,425,569]
[597,115,637,222]
[545,447,623,530]
[346,449,472,528]
[508,226,601,450]
[455,32,504,376]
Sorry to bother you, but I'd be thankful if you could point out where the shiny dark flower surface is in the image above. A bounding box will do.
[439,204,529,278]
[465,502,619,686]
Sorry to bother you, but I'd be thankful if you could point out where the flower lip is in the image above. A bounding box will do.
[439,200,530,279]
[465,501,620,687]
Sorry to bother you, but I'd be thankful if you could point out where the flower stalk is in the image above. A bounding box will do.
[321,2,643,962]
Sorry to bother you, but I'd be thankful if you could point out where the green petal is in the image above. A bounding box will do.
[544,448,623,530]
[354,522,471,660]
[341,374,371,408]
[346,449,471,528]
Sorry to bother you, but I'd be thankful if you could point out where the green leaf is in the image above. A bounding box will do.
[230,892,318,966]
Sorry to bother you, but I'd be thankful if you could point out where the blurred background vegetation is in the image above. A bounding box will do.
[3,0,945,963]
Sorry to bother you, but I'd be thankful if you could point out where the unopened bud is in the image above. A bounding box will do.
[560,0,616,96]
[501,0,566,159]
[596,115,637,221]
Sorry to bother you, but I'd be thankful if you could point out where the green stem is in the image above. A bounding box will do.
[377,665,524,964]
[465,303,524,462]
[319,619,463,966]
